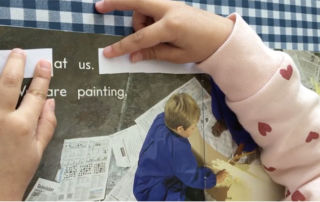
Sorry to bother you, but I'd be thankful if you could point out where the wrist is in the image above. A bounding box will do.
[198,14,234,63]
[211,15,235,54]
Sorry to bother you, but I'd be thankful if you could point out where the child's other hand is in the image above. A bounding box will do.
[229,154,241,164]
[216,169,228,185]
[211,120,227,137]
[229,143,245,164]
[96,0,234,64]
[0,49,56,200]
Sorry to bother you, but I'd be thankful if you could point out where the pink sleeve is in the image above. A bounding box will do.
[198,13,284,102]
[197,13,320,197]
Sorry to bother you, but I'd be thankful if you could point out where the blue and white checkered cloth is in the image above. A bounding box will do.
[0,0,319,51]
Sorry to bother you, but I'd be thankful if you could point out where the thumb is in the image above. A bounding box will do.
[36,99,57,153]
[130,44,185,64]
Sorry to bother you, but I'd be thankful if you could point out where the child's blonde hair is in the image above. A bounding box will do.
[164,93,200,130]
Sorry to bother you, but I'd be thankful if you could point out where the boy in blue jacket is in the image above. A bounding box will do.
[133,93,227,201]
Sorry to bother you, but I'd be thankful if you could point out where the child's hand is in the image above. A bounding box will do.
[0,49,56,200]
[96,0,234,64]
[229,143,245,164]
[211,120,227,137]
[234,143,245,156]
[216,169,228,185]
[229,154,241,164]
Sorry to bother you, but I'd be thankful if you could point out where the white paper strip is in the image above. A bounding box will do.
[0,49,53,78]
[98,48,202,74]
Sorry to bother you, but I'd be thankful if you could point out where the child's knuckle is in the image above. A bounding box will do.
[14,116,32,135]
[1,72,22,88]
[164,17,182,30]
[133,30,144,43]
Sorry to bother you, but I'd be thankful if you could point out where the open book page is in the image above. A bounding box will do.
[1,25,319,201]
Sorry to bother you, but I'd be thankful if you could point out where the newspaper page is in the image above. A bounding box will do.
[26,178,60,201]
[55,136,112,201]
[104,152,129,196]
[105,164,138,201]
[105,125,146,196]
[109,125,146,168]
[135,77,237,158]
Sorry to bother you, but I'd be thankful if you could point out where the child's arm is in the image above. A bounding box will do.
[171,139,217,189]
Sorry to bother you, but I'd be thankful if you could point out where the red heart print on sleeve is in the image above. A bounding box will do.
[306,131,319,143]
[263,165,276,172]
[280,65,293,80]
[291,190,306,201]
[258,122,272,136]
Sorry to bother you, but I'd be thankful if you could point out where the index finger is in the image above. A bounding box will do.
[0,49,26,111]
[17,60,52,124]
[103,21,171,58]
[95,0,169,18]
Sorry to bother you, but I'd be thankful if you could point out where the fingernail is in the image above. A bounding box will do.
[40,60,51,70]
[103,46,113,58]
[49,99,55,111]
[12,48,25,55]
[131,52,143,63]
[95,1,104,10]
